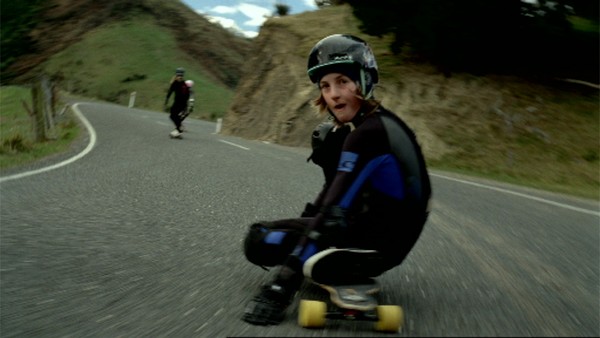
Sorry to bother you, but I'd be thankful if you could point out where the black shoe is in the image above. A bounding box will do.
[303,248,387,285]
[242,283,294,325]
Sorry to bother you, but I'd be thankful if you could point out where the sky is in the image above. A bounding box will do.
[181,0,318,38]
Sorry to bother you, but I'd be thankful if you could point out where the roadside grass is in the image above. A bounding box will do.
[38,15,233,121]
[427,83,599,200]
[0,86,80,170]
[568,16,599,33]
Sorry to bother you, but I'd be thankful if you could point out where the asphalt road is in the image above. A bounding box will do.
[1,102,598,337]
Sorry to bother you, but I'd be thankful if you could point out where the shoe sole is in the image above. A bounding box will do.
[303,248,385,284]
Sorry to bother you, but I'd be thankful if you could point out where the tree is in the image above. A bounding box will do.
[0,0,44,82]
[346,0,598,81]
[275,3,290,16]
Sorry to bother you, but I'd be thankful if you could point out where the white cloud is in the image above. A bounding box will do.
[211,5,238,14]
[194,2,297,38]
[242,30,259,38]
[204,14,257,38]
[204,3,271,26]
[301,0,318,9]
[206,16,239,30]
[237,4,271,27]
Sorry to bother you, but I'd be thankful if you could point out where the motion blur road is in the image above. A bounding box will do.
[1,102,598,337]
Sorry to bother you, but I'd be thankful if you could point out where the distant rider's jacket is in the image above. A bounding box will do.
[165,80,190,113]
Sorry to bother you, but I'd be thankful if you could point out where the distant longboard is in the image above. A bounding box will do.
[298,278,403,332]
[169,131,183,139]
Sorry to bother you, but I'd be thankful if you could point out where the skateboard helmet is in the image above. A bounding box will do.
[307,34,379,99]
[175,67,185,76]
[185,80,194,87]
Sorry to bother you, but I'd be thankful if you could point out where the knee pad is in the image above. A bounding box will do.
[243,223,299,268]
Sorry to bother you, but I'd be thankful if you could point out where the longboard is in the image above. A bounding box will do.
[298,279,404,332]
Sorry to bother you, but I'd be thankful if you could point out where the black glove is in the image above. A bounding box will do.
[301,202,318,217]
[242,284,289,325]
[322,205,347,228]
[308,206,348,248]
[242,256,303,325]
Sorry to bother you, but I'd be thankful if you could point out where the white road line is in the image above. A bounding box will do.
[0,103,97,183]
[431,173,599,217]
[218,139,249,150]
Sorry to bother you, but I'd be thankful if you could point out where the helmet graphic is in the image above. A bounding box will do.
[307,34,379,98]
[185,80,194,87]
[175,67,185,76]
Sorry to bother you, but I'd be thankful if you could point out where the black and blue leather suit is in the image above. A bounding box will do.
[244,106,431,274]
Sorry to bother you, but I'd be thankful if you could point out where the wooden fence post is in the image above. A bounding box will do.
[31,83,46,142]
[41,75,56,139]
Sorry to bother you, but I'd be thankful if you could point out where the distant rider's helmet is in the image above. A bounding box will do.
[185,80,194,87]
[307,34,379,99]
[175,67,185,76]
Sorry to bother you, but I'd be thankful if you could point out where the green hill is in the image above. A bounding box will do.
[2,0,251,119]
[40,16,234,118]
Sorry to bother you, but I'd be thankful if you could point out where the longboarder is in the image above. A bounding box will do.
[241,34,432,326]
[164,67,190,138]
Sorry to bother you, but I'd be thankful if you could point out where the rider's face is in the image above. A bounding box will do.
[319,73,361,123]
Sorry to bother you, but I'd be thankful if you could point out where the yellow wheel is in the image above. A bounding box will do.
[298,300,327,328]
[374,305,404,332]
